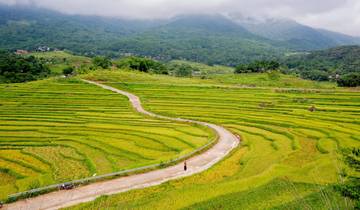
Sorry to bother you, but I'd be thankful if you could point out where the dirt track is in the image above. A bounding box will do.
[4,80,239,210]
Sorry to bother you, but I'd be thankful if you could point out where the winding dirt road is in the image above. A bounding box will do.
[4,80,239,210]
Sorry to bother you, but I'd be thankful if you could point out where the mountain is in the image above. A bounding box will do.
[0,5,162,55]
[317,29,360,45]
[1,5,359,66]
[108,15,286,65]
[0,6,286,65]
[233,16,360,50]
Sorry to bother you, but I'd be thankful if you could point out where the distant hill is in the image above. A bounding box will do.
[112,15,285,65]
[0,5,162,55]
[234,17,360,50]
[283,46,360,80]
[0,6,286,65]
[1,5,359,66]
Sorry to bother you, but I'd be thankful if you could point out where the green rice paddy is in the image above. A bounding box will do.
[0,77,214,200]
[67,70,360,209]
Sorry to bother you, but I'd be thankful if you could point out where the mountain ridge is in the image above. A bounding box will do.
[0,5,359,65]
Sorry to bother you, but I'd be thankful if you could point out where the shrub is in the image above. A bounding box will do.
[62,66,74,76]
[167,63,198,77]
[235,60,280,74]
[334,148,360,208]
[115,56,168,74]
[301,70,330,81]
[267,70,281,80]
[27,179,41,190]
[92,56,112,69]
[173,65,193,77]
[337,73,360,87]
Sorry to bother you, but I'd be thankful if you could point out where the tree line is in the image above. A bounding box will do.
[0,50,50,83]
[233,59,359,87]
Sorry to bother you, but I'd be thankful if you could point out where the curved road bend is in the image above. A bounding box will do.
[4,80,239,210]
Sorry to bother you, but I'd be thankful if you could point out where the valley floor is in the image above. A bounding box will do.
[0,77,214,201]
[1,69,359,209]
[3,81,238,210]
[67,70,360,209]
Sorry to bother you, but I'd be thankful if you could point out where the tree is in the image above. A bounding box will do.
[235,64,249,73]
[0,50,50,83]
[235,60,281,74]
[267,61,280,70]
[115,56,168,74]
[92,56,112,69]
[301,70,329,81]
[167,63,196,77]
[337,73,360,87]
[62,66,74,76]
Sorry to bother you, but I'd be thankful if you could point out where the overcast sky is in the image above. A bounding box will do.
[2,0,360,36]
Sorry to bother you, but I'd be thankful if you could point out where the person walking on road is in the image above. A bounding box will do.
[184,161,187,171]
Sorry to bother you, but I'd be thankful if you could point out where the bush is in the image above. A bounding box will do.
[337,73,360,87]
[235,60,280,74]
[335,148,360,208]
[27,179,41,190]
[115,56,168,74]
[267,70,281,80]
[166,63,197,77]
[62,66,74,76]
[92,56,112,69]
[301,70,329,81]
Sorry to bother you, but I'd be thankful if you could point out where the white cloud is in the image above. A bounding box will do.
[296,0,360,36]
[0,0,359,36]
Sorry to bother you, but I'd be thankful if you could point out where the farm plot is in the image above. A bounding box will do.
[0,78,214,200]
[69,71,360,209]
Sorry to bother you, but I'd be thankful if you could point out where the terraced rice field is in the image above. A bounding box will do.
[0,78,214,200]
[69,70,360,209]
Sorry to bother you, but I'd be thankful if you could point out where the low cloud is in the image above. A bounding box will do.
[1,0,359,36]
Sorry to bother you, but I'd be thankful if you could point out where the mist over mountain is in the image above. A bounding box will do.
[232,16,360,50]
[0,5,359,65]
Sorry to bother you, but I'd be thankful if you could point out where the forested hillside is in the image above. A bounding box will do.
[112,15,285,65]
[0,50,50,83]
[284,46,360,77]
[0,5,161,56]
[1,5,359,66]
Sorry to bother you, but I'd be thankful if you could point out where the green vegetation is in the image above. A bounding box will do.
[84,69,335,89]
[1,4,359,208]
[92,56,112,69]
[169,60,234,75]
[114,58,234,77]
[115,56,167,74]
[335,148,360,208]
[62,66,75,76]
[0,77,214,200]
[28,51,92,75]
[0,50,50,83]
[337,73,360,87]
[2,5,360,67]
[0,44,358,208]
[67,70,360,209]
[284,46,360,84]
[0,6,285,65]
[166,63,198,77]
[235,60,280,73]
